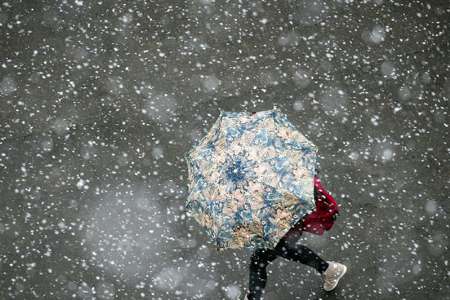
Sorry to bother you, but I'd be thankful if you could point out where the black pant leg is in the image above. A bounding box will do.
[247,248,278,300]
[274,238,329,274]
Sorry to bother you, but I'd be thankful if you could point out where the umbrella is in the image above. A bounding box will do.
[185,108,318,251]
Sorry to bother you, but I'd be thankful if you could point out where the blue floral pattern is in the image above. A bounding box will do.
[185,108,317,251]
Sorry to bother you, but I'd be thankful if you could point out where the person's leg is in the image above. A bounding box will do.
[247,248,278,300]
[274,237,329,274]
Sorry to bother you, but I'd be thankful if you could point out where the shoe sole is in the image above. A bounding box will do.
[323,265,347,292]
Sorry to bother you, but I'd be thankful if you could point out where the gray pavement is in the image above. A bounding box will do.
[0,0,449,299]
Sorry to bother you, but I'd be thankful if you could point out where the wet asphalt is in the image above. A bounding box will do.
[0,0,449,299]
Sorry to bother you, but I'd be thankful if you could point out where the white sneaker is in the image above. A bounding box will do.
[322,261,347,291]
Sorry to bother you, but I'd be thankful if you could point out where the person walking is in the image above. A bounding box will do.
[244,175,347,300]
[183,109,347,299]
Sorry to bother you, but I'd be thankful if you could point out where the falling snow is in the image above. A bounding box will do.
[0,0,448,299]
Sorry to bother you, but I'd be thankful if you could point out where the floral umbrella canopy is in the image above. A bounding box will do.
[185,109,317,251]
